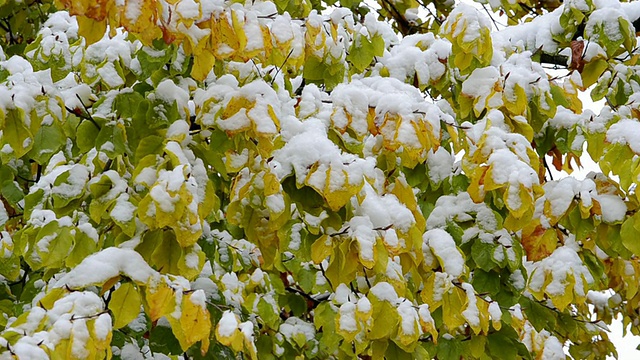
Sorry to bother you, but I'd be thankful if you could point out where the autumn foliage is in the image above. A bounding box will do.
[1,0,640,358]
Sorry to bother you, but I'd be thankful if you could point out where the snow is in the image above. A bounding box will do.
[0,231,12,258]
[333,283,353,305]
[56,248,159,288]
[462,67,503,115]
[216,310,239,338]
[2,1,639,358]
[587,290,611,310]
[460,283,480,327]
[220,272,246,306]
[397,301,419,336]
[586,7,629,44]
[443,3,492,43]
[272,117,374,192]
[427,192,498,231]
[338,302,358,332]
[279,317,316,343]
[349,216,376,264]
[111,193,136,223]
[186,290,206,311]
[357,183,415,232]
[369,282,399,303]
[607,119,640,154]
[423,229,465,278]
[356,296,371,314]
[541,331,565,360]
[239,321,255,344]
[527,240,594,298]
[595,194,626,223]
[166,120,191,146]
[427,147,454,183]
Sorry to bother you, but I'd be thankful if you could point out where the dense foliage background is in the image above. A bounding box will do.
[1,0,640,358]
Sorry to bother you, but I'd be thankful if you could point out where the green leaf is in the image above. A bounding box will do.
[28,122,64,164]
[135,135,164,163]
[437,337,462,360]
[385,341,413,360]
[472,269,501,295]
[96,123,128,157]
[149,323,184,355]
[471,241,495,271]
[66,228,98,268]
[76,119,101,153]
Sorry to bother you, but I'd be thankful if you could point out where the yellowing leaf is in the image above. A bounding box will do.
[145,282,175,322]
[369,300,398,339]
[310,234,332,264]
[179,291,212,352]
[1,107,33,159]
[38,288,67,310]
[109,282,142,329]
[581,59,609,90]
[192,50,216,82]
[76,15,107,45]
[442,287,467,331]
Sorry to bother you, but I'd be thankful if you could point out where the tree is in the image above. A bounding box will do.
[1,0,640,358]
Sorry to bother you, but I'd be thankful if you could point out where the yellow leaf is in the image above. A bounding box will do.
[179,291,212,352]
[88,314,113,358]
[120,0,160,46]
[336,303,360,342]
[549,272,576,311]
[39,288,67,310]
[178,246,205,281]
[109,282,142,329]
[392,177,426,232]
[77,16,107,45]
[323,168,360,211]
[145,282,175,322]
[49,339,69,360]
[192,50,216,82]
[231,10,247,52]
[216,16,239,58]
[263,172,280,197]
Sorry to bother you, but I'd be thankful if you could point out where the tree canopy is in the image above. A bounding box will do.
[1,0,640,358]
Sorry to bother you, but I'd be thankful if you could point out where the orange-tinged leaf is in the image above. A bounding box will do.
[100,275,121,296]
[522,225,557,261]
